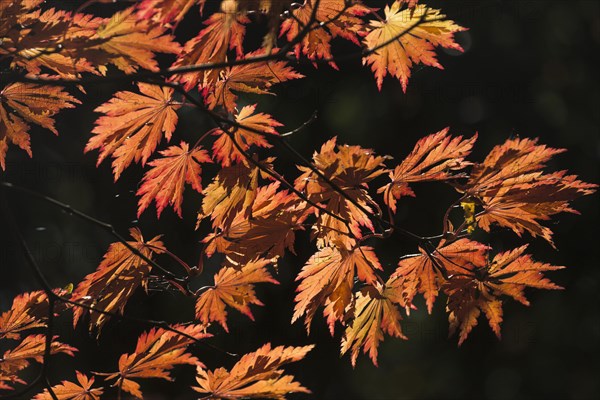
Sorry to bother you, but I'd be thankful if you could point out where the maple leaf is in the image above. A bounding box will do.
[212,104,282,167]
[363,2,466,91]
[85,83,181,180]
[195,259,279,332]
[193,343,314,399]
[33,371,103,400]
[137,0,207,24]
[172,11,249,90]
[71,228,165,335]
[1,334,76,379]
[137,141,212,218]
[295,137,388,248]
[199,160,271,230]
[84,7,180,74]
[341,284,407,367]
[443,245,564,345]
[105,324,209,399]
[390,239,488,314]
[461,137,597,245]
[378,129,476,213]
[1,82,80,170]
[0,291,48,340]
[2,8,101,78]
[204,50,304,112]
[293,245,382,333]
[203,182,307,266]
[280,0,370,68]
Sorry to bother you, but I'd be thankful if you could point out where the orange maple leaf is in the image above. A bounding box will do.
[295,137,388,248]
[84,7,181,74]
[137,141,212,218]
[211,104,282,166]
[461,137,597,245]
[444,245,564,345]
[379,128,476,213]
[1,82,79,170]
[86,83,181,180]
[293,245,382,333]
[172,11,249,90]
[0,291,49,340]
[204,50,304,112]
[390,238,489,314]
[105,324,209,399]
[1,334,76,382]
[2,7,101,78]
[33,371,103,400]
[341,283,407,367]
[195,259,279,332]
[363,2,466,91]
[71,228,165,335]
[279,0,370,68]
[203,182,307,266]
[198,160,271,230]
[193,343,314,399]
[137,0,207,24]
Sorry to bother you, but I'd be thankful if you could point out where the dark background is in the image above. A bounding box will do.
[1,0,598,399]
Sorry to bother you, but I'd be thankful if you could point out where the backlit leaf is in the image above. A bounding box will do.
[391,239,488,314]
[71,228,165,336]
[172,11,248,90]
[293,245,382,333]
[137,141,212,218]
[462,137,597,245]
[1,83,79,170]
[212,104,282,166]
[105,324,209,399]
[193,343,313,399]
[204,51,304,112]
[363,2,466,91]
[86,83,180,180]
[280,0,369,68]
[444,245,564,345]
[33,371,103,400]
[195,259,279,331]
[341,284,406,367]
[379,129,475,213]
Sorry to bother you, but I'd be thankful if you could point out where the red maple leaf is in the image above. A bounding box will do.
[193,343,314,399]
[390,238,488,314]
[444,245,564,345]
[280,0,369,68]
[203,182,307,266]
[105,324,209,399]
[71,228,165,335]
[204,50,304,112]
[172,11,248,90]
[341,283,406,367]
[33,371,103,400]
[137,141,212,218]
[1,82,79,170]
[195,259,279,332]
[293,245,382,333]
[295,138,388,248]
[461,137,597,245]
[379,128,476,213]
[86,83,181,180]
[211,104,282,166]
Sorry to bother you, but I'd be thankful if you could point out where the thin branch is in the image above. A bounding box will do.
[165,81,357,234]
[0,181,184,283]
[280,111,318,137]
[0,188,58,400]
